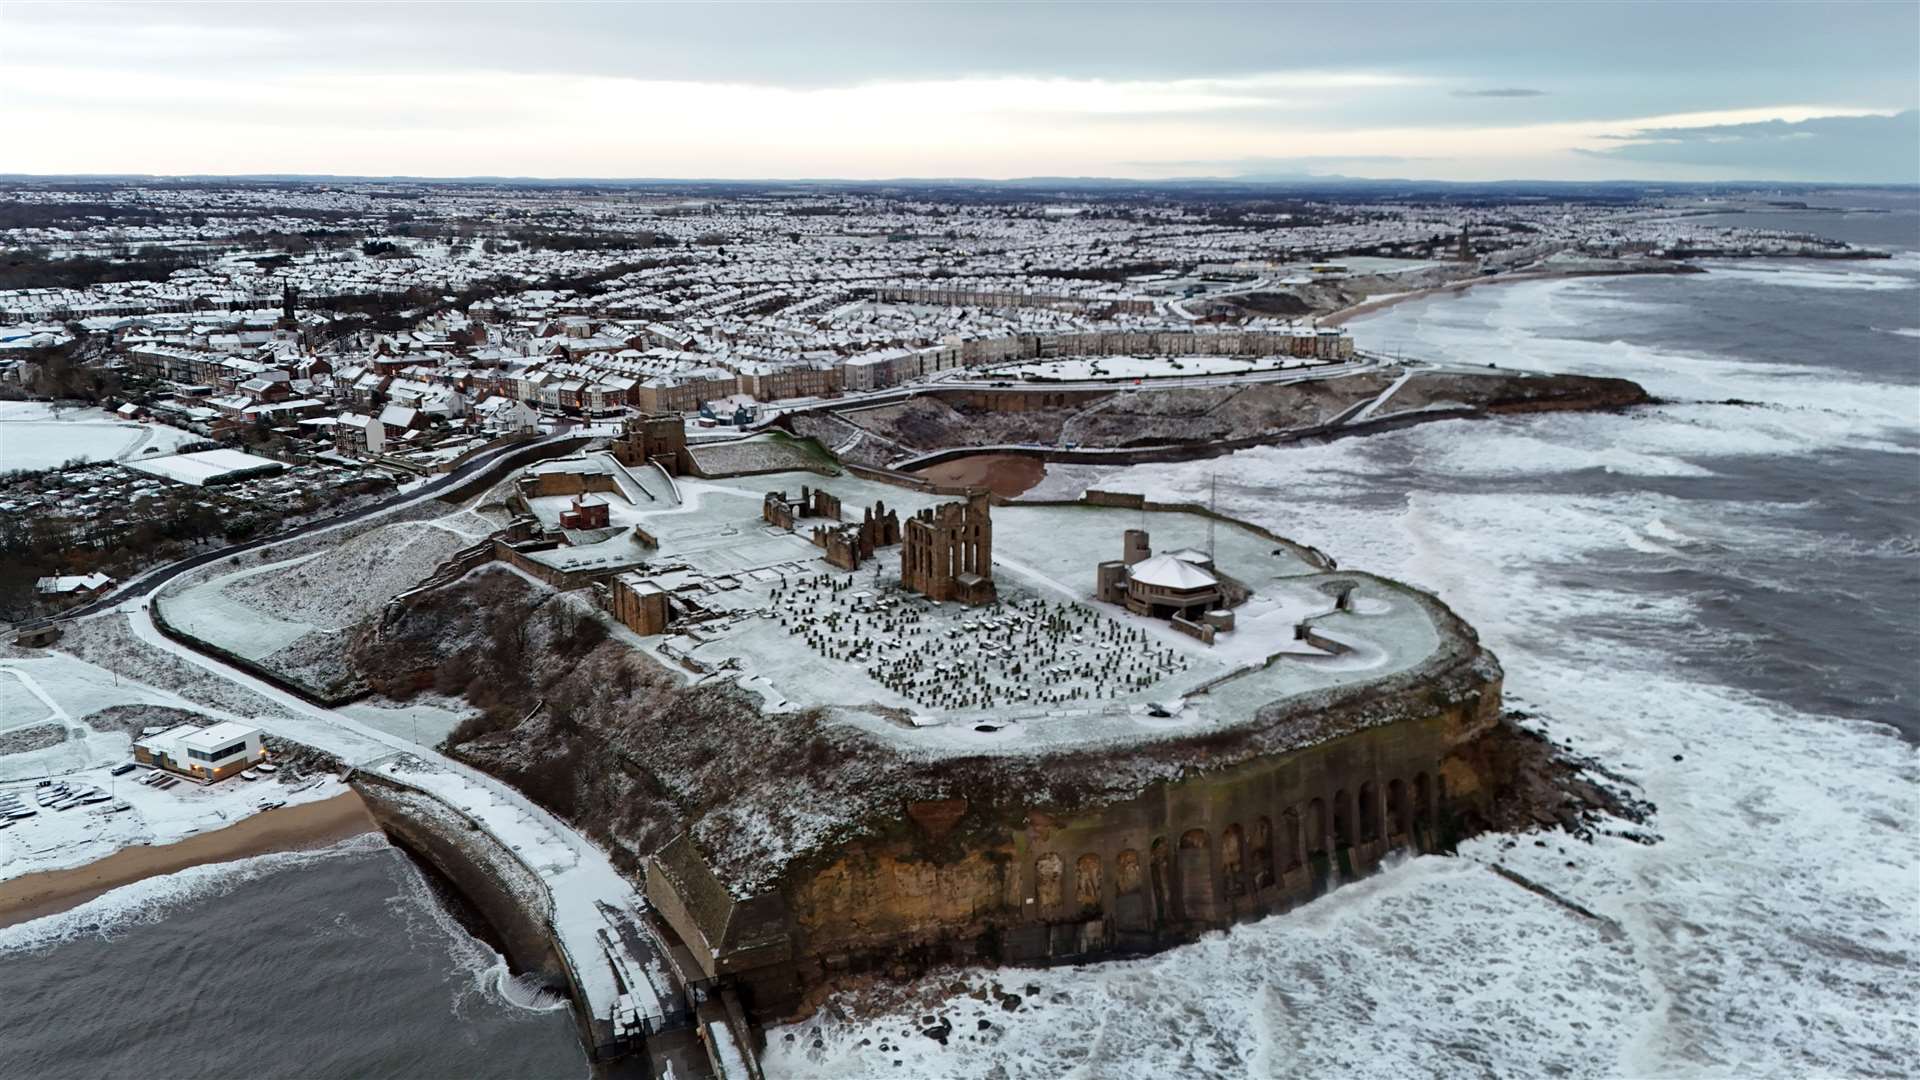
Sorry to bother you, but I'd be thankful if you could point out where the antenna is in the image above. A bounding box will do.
[1207,470,1217,562]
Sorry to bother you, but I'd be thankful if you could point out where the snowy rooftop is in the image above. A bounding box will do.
[126,448,285,487]
[1128,553,1218,590]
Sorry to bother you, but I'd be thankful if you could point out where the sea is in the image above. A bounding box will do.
[0,835,587,1079]
[5,195,1916,1080]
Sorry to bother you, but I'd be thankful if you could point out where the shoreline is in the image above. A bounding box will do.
[1322,265,1701,327]
[0,789,378,929]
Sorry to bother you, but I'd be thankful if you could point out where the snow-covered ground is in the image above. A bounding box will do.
[160,520,468,660]
[340,696,476,749]
[987,353,1333,382]
[0,652,345,884]
[768,262,1920,1078]
[0,401,204,472]
[615,471,1444,757]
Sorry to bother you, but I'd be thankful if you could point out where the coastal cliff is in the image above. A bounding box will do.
[788,366,1652,470]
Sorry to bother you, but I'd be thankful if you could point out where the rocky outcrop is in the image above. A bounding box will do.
[803,366,1652,467]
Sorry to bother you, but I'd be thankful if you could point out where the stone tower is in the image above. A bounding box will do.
[902,492,996,606]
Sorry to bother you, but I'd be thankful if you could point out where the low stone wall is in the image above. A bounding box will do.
[351,773,565,984]
[1025,491,1337,571]
[433,435,593,505]
[492,539,603,591]
[436,432,537,474]
[148,588,362,707]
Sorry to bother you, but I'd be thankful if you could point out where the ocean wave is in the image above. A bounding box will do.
[379,844,573,1018]
[1701,262,1919,291]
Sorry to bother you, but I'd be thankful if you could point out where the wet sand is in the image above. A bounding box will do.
[1323,266,1697,326]
[0,790,377,928]
[912,453,1048,497]
[1321,271,1558,327]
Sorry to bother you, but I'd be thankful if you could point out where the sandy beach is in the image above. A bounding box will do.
[1323,265,1703,327]
[0,790,378,928]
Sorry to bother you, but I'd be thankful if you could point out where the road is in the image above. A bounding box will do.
[27,433,583,629]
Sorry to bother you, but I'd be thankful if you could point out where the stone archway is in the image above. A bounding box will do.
[1221,824,1246,898]
[1075,854,1103,912]
[1177,828,1214,922]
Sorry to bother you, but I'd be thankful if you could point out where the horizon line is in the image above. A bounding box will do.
[2,172,1917,190]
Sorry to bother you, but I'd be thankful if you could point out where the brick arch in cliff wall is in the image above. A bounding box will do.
[1250,817,1275,891]
[1149,838,1171,924]
[1075,854,1103,914]
[1114,848,1149,931]
[1306,799,1328,855]
[1387,778,1409,837]
[1332,789,1354,849]
[1177,828,1215,923]
[1281,808,1304,870]
[1220,824,1246,899]
[1035,853,1064,909]
[1358,781,1381,844]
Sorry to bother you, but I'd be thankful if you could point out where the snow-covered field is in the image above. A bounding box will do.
[340,696,476,748]
[0,401,203,472]
[160,520,469,661]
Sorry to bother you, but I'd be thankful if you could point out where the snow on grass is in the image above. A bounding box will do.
[341,695,476,749]
[163,553,324,661]
[0,404,204,471]
[221,520,467,627]
[0,671,54,729]
[56,612,296,723]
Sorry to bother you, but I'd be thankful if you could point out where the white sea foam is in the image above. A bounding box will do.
[1697,260,1920,291]
[0,832,388,955]
[380,839,574,1017]
[767,273,1920,1079]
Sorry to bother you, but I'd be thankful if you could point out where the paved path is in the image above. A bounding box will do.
[1346,367,1421,426]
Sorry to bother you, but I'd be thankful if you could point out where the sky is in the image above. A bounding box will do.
[3,1,1917,183]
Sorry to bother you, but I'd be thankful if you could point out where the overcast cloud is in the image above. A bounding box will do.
[2,0,1914,181]
[1577,111,1920,182]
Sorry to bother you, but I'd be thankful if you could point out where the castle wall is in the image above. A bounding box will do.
[521,470,621,500]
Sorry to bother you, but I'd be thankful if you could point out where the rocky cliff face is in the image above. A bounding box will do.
[791,367,1651,462]
[776,658,1506,988]
[354,562,1508,892]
